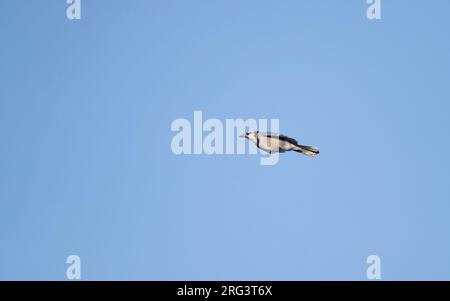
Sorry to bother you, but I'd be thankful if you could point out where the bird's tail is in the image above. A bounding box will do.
[293,145,320,157]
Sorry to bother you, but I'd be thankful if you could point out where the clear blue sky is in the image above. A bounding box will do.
[1,1,450,280]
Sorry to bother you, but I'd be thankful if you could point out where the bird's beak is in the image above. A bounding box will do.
[239,133,247,138]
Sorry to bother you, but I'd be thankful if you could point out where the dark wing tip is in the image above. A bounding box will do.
[278,134,299,145]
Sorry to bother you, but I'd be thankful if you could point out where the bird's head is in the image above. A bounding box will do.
[239,131,258,140]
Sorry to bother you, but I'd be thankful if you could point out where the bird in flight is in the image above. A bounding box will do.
[240,131,319,157]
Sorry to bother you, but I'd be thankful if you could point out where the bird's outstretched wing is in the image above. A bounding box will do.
[278,135,299,146]
[263,132,299,146]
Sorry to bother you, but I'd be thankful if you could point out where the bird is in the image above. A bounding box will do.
[240,131,319,157]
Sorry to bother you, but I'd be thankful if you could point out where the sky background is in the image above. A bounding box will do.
[1,0,450,280]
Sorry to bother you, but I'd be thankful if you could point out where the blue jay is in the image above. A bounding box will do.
[240,131,319,157]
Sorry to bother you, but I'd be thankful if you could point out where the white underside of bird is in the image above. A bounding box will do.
[240,131,319,157]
